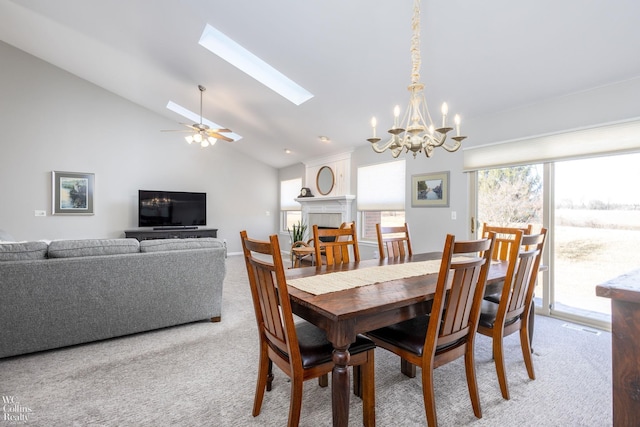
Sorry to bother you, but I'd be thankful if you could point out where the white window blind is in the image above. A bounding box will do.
[280,178,302,211]
[357,160,405,211]
[463,119,640,171]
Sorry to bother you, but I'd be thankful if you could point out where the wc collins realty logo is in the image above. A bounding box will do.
[2,396,33,423]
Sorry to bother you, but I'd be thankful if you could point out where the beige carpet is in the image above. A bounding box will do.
[0,254,612,426]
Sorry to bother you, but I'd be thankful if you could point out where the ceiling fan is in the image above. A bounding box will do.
[162,85,233,147]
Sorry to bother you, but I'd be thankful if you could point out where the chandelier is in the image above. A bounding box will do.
[367,0,466,158]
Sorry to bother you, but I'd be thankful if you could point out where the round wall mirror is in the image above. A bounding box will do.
[316,166,335,195]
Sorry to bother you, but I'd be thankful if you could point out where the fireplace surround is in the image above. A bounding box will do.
[295,195,355,229]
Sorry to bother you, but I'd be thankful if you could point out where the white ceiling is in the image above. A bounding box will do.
[2,0,640,168]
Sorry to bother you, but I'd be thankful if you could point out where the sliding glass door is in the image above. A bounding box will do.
[475,152,640,328]
[553,154,640,324]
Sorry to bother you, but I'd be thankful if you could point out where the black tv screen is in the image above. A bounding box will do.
[138,190,206,228]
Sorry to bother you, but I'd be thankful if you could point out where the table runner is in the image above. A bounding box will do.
[287,259,446,295]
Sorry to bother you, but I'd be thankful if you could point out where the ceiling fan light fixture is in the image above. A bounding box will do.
[163,85,237,147]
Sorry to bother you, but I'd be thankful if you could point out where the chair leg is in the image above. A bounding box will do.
[353,365,362,397]
[361,351,376,427]
[421,366,438,427]
[520,324,536,380]
[492,331,511,400]
[287,376,304,427]
[253,349,270,416]
[318,373,328,388]
[464,346,482,419]
[528,302,535,352]
[401,358,417,378]
[266,359,274,392]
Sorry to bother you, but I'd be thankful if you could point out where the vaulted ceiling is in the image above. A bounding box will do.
[2,0,640,168]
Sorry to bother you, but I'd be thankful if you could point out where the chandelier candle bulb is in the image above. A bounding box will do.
[393,105,400,128]
[454,115,461,136]
[441,102,448,128]
[371,117,377,137]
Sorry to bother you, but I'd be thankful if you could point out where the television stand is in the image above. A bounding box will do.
[153,226,198,230]
[124,228,218,241]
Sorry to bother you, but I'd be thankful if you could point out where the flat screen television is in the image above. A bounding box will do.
[138,190,206,229]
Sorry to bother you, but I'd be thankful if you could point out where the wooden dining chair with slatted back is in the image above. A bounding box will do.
[481,223,532,264]
[481,223,538,346]
[477,228,547,400]
[376,222,413,259]
[239,231,376,427]
[367,233,495,427]
[312,223,360,266]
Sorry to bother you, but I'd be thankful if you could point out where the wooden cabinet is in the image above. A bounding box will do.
[124,228,218,241]
[596,269,640,427]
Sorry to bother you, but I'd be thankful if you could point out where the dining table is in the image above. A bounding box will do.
[285,252,512,427]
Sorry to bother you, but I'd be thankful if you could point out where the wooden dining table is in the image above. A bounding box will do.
[285,252,512,427]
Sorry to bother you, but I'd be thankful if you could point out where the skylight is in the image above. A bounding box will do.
[199,24,314,106]
[166,101,243,141]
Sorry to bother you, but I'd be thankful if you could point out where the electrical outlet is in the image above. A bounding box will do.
[34,210,46,217]
[451,211,457,220]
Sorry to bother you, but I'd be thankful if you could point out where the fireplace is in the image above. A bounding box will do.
[295,195,355,229]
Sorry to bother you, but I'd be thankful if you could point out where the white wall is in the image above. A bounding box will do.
[0,41,278,253]
[352,143,467,257]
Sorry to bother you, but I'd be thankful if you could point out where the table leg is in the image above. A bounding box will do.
[331,345,351,427]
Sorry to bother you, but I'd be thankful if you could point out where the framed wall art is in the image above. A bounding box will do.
[52,171,95,215]
[411,171,449,207]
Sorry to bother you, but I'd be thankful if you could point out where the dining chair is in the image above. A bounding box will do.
[376,222,413,259]
[477,228,547,400]
[481,223,538,345]
[239,231,376,427]
[312,223,360,265]
[367,233,495,427]
[481,223,532,263]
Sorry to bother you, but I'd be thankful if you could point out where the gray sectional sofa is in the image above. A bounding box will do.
[0,236,226,358]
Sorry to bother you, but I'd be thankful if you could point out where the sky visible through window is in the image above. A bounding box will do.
[555,152,640,206]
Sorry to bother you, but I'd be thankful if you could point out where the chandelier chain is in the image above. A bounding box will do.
[410,0,421,86]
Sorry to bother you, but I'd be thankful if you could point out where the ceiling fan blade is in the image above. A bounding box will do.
[206,131,234,142]
[178,123,200,131]
[211,128,232,133]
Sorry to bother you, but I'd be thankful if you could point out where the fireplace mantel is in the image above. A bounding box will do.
[295,195,355,227]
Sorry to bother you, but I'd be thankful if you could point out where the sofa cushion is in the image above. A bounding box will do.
[140,237,224,253]
[0,241,49,261]
[48,239,140,258]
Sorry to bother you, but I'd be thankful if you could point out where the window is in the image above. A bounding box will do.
[281,178,302,232]
[357,160,406,240]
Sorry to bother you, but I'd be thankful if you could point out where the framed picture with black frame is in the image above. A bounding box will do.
[411,171,449,207]
[52,171,95,215]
